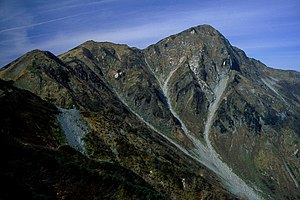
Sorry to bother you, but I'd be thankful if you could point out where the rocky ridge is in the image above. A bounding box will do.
[1,24,299,199]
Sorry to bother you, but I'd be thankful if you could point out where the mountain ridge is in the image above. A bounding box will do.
[1,24,299,199]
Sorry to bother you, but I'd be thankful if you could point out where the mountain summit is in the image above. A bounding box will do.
[1,25,299,199]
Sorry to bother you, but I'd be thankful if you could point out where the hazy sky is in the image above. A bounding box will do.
[0,0,299,71]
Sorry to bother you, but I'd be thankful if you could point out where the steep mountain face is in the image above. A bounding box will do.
[144,25,300,199]
[58,41,192,146]
[1,24,299,199]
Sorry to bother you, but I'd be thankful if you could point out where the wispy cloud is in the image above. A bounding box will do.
[44,0,116,13]
[237,40,300,50]
[0,11,98,34]
[0,0,299,71]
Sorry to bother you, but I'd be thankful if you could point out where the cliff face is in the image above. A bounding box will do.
[1,24,299,199]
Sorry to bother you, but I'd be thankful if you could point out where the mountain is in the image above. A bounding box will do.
[1,24,299,199]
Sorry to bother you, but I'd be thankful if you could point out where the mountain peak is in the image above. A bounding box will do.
[0,49,65,75]
[173,24,222,39]
[24,49,59,60]
[193,24,219,33]
[27,49,47,55]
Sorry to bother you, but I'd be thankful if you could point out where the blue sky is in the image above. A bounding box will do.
[0,0,299,71]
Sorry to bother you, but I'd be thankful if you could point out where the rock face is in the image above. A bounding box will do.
[57,108,90,154]
[1,24,300,199]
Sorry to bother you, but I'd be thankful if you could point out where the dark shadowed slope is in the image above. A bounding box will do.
[0,79,168,200]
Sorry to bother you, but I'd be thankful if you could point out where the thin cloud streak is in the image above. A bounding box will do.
[0,11,97,34]
[236,39,300,50]
[44,0,116,13]
[0,0,299,71]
